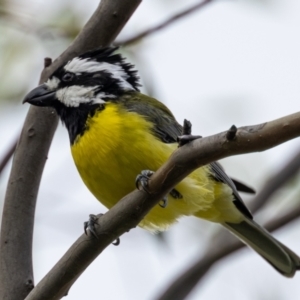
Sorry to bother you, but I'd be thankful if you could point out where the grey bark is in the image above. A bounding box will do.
[0,1,141,299]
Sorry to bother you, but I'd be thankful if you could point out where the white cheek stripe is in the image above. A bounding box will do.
[64,58,134,90]
[56,85,112,107]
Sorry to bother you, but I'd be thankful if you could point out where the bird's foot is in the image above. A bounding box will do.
[136,170,182,208]
[158,188,183,207]
[160,195,168,208]
[170,188,183,199]
[84,214,99,238]
[135,170,154,193]
[177,119,202,147]
[84,214,120,245]
[136,170,167,207]
[160,189,182,208]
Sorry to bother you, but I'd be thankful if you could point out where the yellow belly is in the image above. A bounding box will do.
[71,103,242,232]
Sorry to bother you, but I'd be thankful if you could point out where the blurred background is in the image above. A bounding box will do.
[1,0,300,299]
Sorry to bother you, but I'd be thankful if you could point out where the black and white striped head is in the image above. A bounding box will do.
[24,47,140,109]
[23,47,140,143]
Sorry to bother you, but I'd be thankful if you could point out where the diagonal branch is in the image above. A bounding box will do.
[249,146,300,214]
[0,1,141,299]
[25,112,300,300]
[117,0,214,46]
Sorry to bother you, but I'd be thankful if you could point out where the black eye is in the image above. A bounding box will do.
[62,73,75,82]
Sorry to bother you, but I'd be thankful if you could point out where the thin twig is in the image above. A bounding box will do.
[0,138,17,175]
[117,0,214,46]
[249,146,300,214]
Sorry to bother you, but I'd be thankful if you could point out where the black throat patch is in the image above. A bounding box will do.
[55,103,104,145]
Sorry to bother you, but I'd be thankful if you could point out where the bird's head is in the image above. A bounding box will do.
[23,47,140,110]
[23,47,140,144]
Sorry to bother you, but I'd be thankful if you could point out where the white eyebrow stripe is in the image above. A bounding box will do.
[64,58,134,90]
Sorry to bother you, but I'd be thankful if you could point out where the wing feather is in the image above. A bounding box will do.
[120,92,253,219]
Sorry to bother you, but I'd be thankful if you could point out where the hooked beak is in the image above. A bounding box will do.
[23,84,56,107]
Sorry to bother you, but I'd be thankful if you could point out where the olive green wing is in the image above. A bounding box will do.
[120,92,182,143]
[120,92,254,218]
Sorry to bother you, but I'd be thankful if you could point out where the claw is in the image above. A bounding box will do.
[159,195,168,208]
[83,214,120,246]
[112,238,120,246]
[170,188,182,199]
[159,189,182,207]
[135,170,154,193]
[136,170,171,208]
[84,214,99,239]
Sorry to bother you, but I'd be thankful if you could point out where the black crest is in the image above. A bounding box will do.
[78,47,141,91]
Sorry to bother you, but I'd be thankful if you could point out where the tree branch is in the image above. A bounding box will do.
[117,0,213,46]
[0,138,17,175]
[249,146,300,214]
[0,1,141,299]
[25,112,300,300]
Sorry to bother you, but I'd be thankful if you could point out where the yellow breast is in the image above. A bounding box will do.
[71,103,242,232]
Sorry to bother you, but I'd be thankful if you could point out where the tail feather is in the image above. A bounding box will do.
[223,219,300,277]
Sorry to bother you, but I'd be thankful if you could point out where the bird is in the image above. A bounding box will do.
[23,47,300,277]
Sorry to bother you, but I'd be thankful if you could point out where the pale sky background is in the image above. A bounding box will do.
[1,0,300,299]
